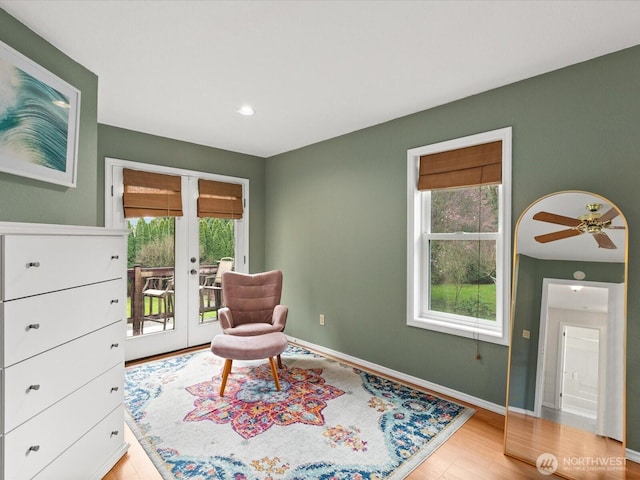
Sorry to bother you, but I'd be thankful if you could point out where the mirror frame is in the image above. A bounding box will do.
[504,190,628,478]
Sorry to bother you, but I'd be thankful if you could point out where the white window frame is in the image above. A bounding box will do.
[406,127,512,345]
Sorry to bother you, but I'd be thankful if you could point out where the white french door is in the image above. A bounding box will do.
[105,158,248,361]
[558,325,600,419]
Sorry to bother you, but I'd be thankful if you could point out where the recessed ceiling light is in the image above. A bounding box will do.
[237,105,255,116]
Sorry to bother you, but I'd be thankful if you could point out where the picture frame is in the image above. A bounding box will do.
[0,39,81,187]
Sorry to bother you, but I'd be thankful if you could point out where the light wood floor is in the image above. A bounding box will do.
[506,411,630,480]
[105,347,640,480]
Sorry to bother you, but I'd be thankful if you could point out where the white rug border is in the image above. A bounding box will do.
[124,343,478,479]
[125,408,175,480]
[388,405,475,478]
[287,338,478,479]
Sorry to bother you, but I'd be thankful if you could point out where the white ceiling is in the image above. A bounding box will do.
[547,283,609,313]
[2,1,640,158]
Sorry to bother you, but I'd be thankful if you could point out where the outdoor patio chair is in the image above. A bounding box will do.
[199,257,234,319]
[217,270,288,368]
[142,276,174,331]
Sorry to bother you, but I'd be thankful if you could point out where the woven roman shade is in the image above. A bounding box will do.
[122,168,183,218]
[418,140,502,190]
[198,179,243,219]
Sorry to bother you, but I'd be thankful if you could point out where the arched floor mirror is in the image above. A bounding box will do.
[504,191,627,479]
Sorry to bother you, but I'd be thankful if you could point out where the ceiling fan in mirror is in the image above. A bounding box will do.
[533,203,625,249]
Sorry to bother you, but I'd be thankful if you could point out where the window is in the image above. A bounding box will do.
[407,127,512,345]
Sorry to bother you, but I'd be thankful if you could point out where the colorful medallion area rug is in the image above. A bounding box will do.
[124,345,474,480]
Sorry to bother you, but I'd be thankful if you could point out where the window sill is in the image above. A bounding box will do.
[407,315,509,346]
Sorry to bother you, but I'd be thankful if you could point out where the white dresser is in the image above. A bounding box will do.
[0,223,129,480]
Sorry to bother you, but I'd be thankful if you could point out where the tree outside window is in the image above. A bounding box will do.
[428,186,498,321]
[127,217,234,268]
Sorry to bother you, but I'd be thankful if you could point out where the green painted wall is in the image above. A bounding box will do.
[0,10,99,225]
[97,125,266,272]
[265,45,640,449]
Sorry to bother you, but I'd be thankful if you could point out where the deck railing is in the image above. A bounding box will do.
[126,264,218,335]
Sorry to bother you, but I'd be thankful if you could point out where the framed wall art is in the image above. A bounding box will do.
[0,39,81,187]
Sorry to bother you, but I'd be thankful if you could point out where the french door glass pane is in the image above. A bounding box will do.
[198,218,235,324]
[126,217,176,337]
[429,239,497,321]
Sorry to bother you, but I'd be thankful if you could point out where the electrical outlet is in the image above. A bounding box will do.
[522,329,530,339]
[320,314,325,326]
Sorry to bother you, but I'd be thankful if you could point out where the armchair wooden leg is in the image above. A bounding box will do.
[268,357,281,391]
[219,359,233,396]
[277,354,283,369]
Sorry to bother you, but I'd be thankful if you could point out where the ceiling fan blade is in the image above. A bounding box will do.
[593,232,617,249]
[606,226,626,229]
[533,211,582,227]
[534,229,582,244]
[598,207,620,223]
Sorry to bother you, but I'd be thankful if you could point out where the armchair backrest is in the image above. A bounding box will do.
[221,270,283,326]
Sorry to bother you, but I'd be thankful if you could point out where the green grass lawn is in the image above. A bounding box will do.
[430,283,496,320]
[126,297,218,321]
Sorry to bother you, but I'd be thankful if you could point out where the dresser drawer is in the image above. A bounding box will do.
[3,321,124,433]
[30,406,127,480]
[1,279,125,367]
[1,235,125,301]
[4,364,123,480]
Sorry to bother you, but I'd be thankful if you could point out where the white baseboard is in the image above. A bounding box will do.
[627,448,640,464]
[506,405,535,416]
[286,336,505,415]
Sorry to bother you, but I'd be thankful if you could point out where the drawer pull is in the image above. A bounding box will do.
[110,298,119,304]
[28,445,40,453]
[110,430,120,437]
[111,255,119,260]
[27,323,41,330]
[28,384,41,391]
[110,386,119,393]
[111,343,119,348]
[27,261,41,268]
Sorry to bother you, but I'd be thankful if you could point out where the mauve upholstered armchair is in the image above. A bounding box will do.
[218,270,288,367]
